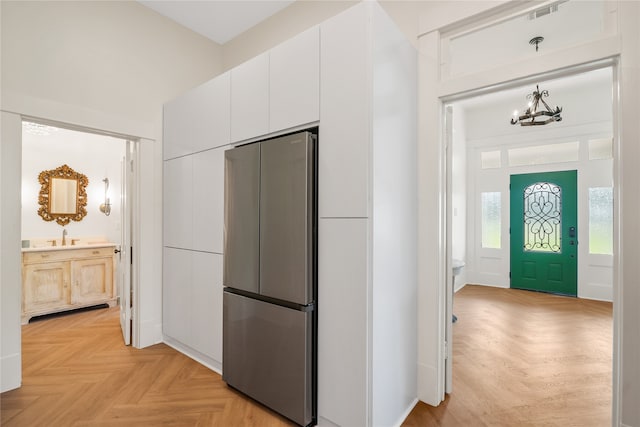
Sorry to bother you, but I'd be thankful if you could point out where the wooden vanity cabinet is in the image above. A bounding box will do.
[22,246,116,323]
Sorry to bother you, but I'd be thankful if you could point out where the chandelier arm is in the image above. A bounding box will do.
[539,97,555,114]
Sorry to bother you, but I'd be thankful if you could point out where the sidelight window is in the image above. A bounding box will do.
[481,192,501,249]
[589,187,613,255]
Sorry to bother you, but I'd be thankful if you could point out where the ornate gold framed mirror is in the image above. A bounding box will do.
[37,164,89,226]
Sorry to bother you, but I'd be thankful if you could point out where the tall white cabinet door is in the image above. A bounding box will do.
[191,252,222,361]
[192,147,226,253]
[319,5,370,218]
[231,53,269,143]
[318,218,368,427]
[163,72,231,159]
[163,156,193,249]
[269,27,320,133]
[163,247,192,344]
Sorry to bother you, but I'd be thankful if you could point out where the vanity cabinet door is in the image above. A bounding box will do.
[23,261,71,314]
[70,257,114,305]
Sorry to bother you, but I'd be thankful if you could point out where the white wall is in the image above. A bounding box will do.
[21,126,125,245]
[1,112,23,393]
[1,0,223,392]
[1,1,222,130]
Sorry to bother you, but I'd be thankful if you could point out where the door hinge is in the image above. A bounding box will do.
[130,246,133,265]
[444,341,449,360]
[509,271,511,278]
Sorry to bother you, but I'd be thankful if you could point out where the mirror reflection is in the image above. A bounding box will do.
[50,178,78,214]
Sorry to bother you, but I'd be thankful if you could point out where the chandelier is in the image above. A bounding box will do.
[510,84,563,126]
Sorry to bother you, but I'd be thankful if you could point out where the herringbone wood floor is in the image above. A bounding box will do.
[403,285,613,427]
[0,307,296,426]
[1,285,612,426]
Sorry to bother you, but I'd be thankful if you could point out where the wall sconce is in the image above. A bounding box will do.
[99,178,111,216]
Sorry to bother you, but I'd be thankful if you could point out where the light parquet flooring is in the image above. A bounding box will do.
[2,285,612,426]
[1,307,296,427]
[403,285,613,427]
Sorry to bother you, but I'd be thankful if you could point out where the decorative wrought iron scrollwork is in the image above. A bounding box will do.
[523,182,561,253]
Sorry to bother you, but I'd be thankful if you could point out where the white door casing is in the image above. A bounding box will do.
[119,141,133,345]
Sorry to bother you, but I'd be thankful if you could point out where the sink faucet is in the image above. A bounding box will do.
[62,229,67,246]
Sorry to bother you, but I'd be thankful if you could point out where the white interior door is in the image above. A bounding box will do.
[118,141,133,345]
[445,105,454,394]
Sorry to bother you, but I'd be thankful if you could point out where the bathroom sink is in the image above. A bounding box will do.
[22,242,116,252]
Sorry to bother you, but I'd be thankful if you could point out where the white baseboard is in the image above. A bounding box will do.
[393,398,419,427]
[1,352,21,393]
[136,319,163,349]
[317,416,340,427]
[418,362,441,406]
[579,282,613,302]
[162,335,222,375]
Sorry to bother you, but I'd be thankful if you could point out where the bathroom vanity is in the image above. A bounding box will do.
[21,243,117,324]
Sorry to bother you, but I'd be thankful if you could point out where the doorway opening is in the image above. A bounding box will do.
[21,119,137,346]
[443,65,615,417]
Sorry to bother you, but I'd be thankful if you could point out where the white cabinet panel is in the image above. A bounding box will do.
[162,247,192,344]
[319,6,370,218]
[231,53,269,142]
[191,252,222,361]
[163,72,231,159]
[269,27,320,133]
[318,218,368,427]
[192,147,226,253]
[163,156,193,249]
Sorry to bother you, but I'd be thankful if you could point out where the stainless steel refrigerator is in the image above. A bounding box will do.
[222,130,317,427]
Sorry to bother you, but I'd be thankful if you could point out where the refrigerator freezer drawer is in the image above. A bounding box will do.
[223,291,313,426]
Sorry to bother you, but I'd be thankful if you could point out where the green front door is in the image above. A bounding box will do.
[510,170,577,296]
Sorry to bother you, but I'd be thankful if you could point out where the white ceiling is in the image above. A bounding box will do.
[138,0,295,45]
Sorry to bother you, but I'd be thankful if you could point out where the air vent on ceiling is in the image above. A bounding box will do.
[528,1,566,20]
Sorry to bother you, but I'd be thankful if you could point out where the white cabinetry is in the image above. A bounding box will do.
[163,155,193,249]
[320,8,370,218]
[318,4,418,427]
[269,27,320,132]
[162,3,416,425]
[162,247,191,344]
[163,72,230,160]
[230,53,270,142]
[230,28,320,143]
[162,247,223,368]
[163,74,227,369]
[193,148,226,253]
